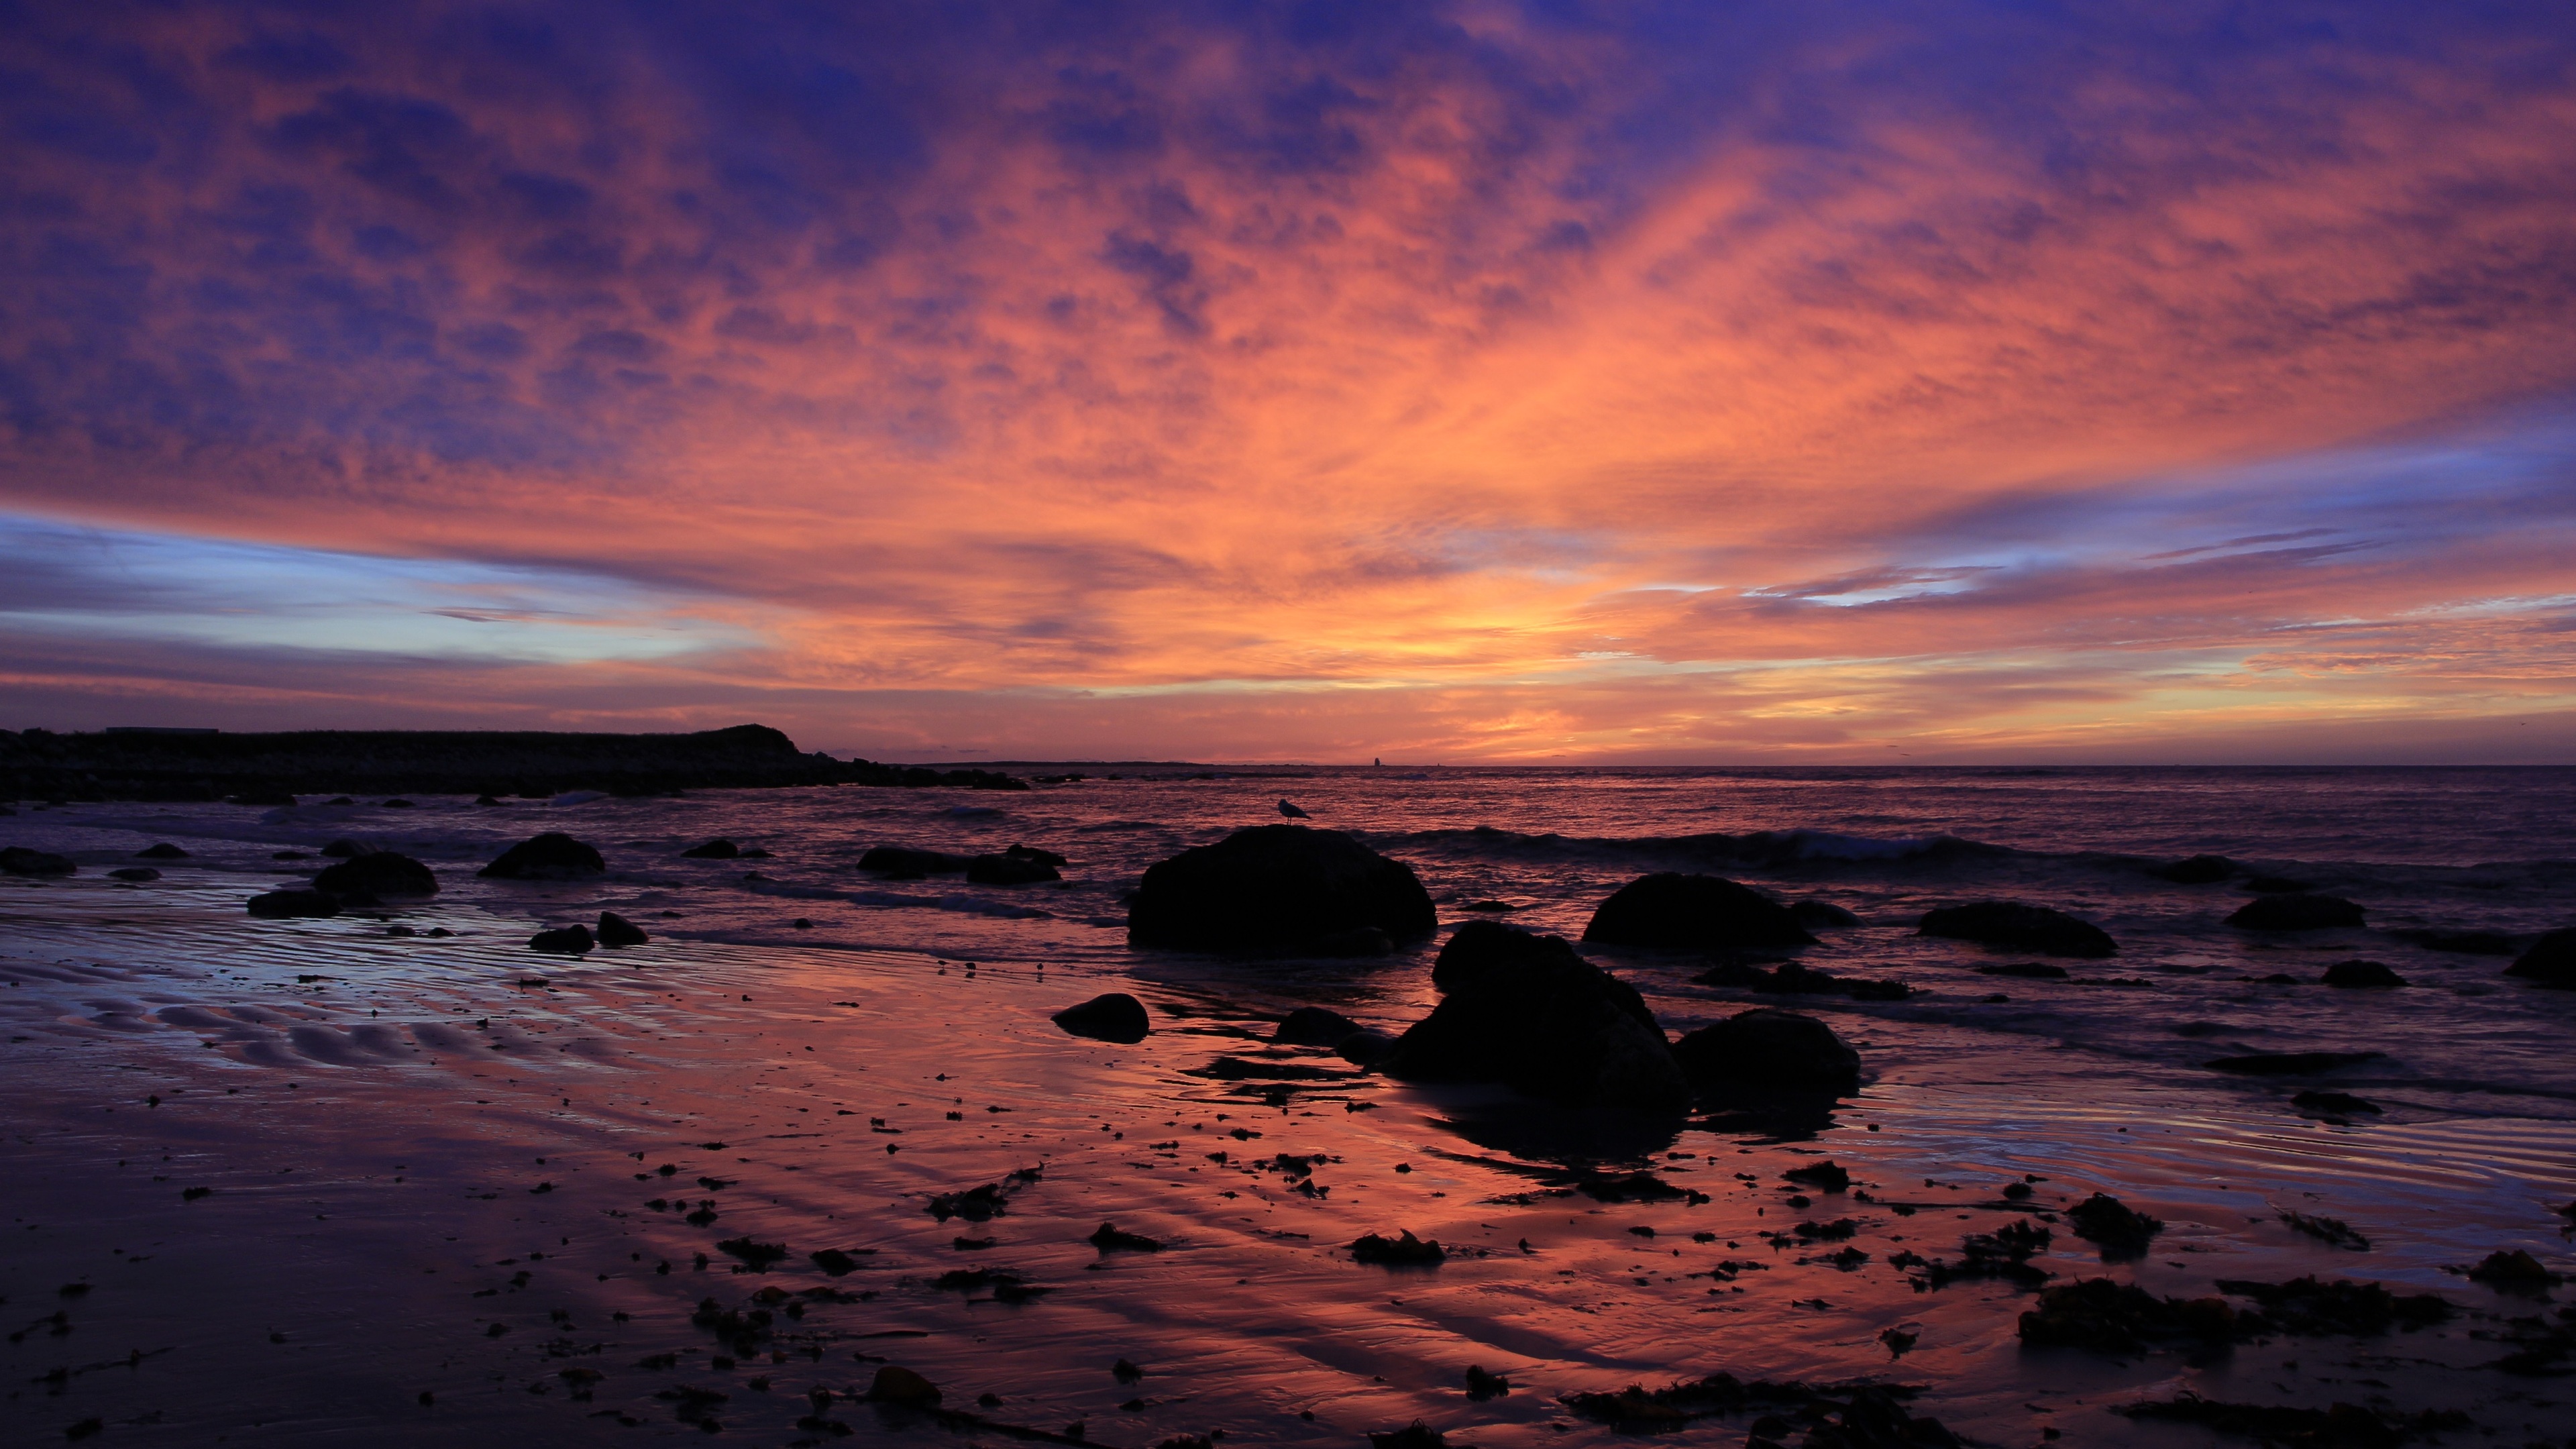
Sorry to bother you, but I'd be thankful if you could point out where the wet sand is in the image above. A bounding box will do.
[5,873,2574,1446]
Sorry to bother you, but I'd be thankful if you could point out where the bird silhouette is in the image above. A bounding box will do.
[1277,798,1310,818]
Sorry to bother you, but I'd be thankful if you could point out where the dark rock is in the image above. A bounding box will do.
[530,924,596,954]
[858,846,972,877]
[382,798,415,808]
[1088,1222,1163,1252]
[319,839,370,858]
[2387,927,2515,955]
[865,1365,941,1406]
[1336,1029,1396,1067]
[247,888,338,918]
[2149,853,2235,883]
[1350,1230,1444,1265]
[313,851,438,897]
[109,866,160,881]
[136,843,189,859]
[2504,928,2576,988]
[2205,1050,2382,1076]
[2243,874,2316,894]
[967,853,1060,885]
[1788,899,1862,929]
[1784,1160,1851,1191]
[1305,925,1397,957]
[1126,825,1435,951]
[1366,1424,1446,1449]
[1377,920,1687,1109]
[680,838,739,859]
[1974,961,2068,979]
[0,847,75,877]
[927,1168,1040,1222]
[809,1248,872,1276]
[2215,1275,2451,1334]
[1463,1366,1510,1401]
[2322,960,2405,988]
[2018,1277,2247,1353]
[716,1236,788,1270]
[1273,1006,1364,1046]
[598,911,650,947]
[474,794,503,806]
[1672,1008,1859,1089]
[1919,901,2115,959]
[1053,993,1150,1044]
[2065,1193,2163,1256]
[2467,1248,2557,1288]
[1580,872,1815,951]
[2227,894,2365,930]
[480,832,606,880]
[1006,843,1069,867]
[2292,1089,2381,1116]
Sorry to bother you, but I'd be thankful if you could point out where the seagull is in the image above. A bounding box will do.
[1277,798,1310,818]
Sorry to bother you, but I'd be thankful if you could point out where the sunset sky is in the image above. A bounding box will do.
[3,1,2573,762]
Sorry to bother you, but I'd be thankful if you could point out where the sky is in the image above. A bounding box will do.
[3,1,2573,763]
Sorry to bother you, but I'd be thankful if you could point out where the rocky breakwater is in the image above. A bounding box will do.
[1126,824,1436,955]
[0,722,1030,802]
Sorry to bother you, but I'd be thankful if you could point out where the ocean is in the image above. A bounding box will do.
[3,765,2572,1444]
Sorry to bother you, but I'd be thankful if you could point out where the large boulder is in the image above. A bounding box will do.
[2226,894,2364,931]
[1053,993,1150,1043]
[1919,901,2116,958]
[1377,921,1687,1110]
[313,851,439,897]
[1580,873,1816,951]
[1127,825,1435,952]
[2505,928,2576,989]
[2149,854,2235,884]
[1672,1008,1860,1090]
[478,832,606,880]
[0,847,75,877]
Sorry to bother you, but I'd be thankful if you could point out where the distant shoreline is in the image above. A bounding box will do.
[0,722,1029,802]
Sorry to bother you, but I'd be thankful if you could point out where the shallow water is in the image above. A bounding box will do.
[3,767,2574,1444]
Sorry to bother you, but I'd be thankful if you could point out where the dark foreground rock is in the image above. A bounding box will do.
[247,888,338,918]
[1672,1008,1860,1090]
[109,867,159,881]
[1052,993,1150,1044]
[2504,928,2576,988]
[480,832,606,880]
[1273,1006,1364,1046]
[1580,873,1815,951]
[1919,901,2116,958]
[1377,920,1686,1109]
[2227,893,2365,930]
[2322,959,2406,988]
[2065,1193,2163,1256]
[597,911,650,947]
[0,722,1030,801]
[1126,825,1435,952]
[530,924,595,954]
[0,846,75,877]
[1693,958,1913,1000]
[313,851,438,897]
[680,838,739,859]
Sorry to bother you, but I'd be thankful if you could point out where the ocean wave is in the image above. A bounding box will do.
[1377,824,2015,869]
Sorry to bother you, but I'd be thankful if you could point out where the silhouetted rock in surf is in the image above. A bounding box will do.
[965,853,1059,885]
[2149,854,2235,884]
[1672,1008,1860,1090]
[1580,873,1815,951]
[529,923,595,954]
[597,910,650,947]
[2505,928,2576,989]
[2226,894,2365,931]
[247,888,337,919]
[1274,1006,1364,1047]
[1788,900,1861,929]
[2322,959,2405,988]
[313,851,438,898]
[1919,901,2116,959]
[681,838,739,859]
[1378,920,1686,1110]
[0,847,75,877]
[1126,825,1434,953]
[1053,992,1151,1043]
[479,832,606,881]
